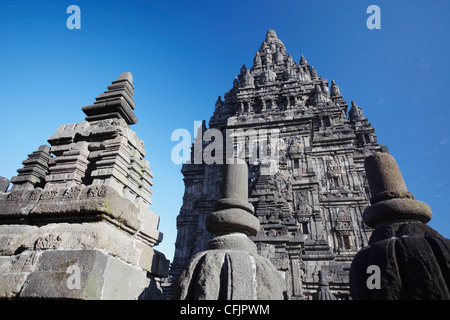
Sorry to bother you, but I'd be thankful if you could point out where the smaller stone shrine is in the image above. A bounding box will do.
[172,158,285,300]
[0,72,169,299]
[350,152,450,299]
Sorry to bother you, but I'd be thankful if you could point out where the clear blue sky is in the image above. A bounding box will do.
[0,0,449,261]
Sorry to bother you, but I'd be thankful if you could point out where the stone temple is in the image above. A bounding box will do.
[1,30,447,301]
[170,29,388,299]
[0,72,169,299]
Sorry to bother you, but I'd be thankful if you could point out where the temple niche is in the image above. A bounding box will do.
[170,29,387,299]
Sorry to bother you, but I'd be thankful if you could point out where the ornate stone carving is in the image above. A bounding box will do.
[6,191,21,202]
[335,211,352,236]
[253,51,262,68]
[40,189,58,201]
[173,29,386,299]
[330,80,341,97]
[0,73,168,300]
[29,188,43,201]
[172,160,284,300]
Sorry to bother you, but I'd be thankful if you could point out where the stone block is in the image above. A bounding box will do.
[0,189,41,217]
[19,249,163,299]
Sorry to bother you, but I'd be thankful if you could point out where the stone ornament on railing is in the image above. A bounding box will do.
[350,153,450,300]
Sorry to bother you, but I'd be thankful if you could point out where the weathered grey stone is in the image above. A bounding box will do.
[20,249,108,299]
[10,145,51,191]
[363,197,432,228]
[364,152,414,204]
[171,29,387,299]
[206,233,258,253]
[350,222,450,299]
[0,224,39,255]
[0,223,169,299]
[205,208,260,237]
[100,251,162,300]
[173,248,283,300]
[0,222,154,269]
[0,252,39,298]
[18,249,160,300]
[350,153,450,300]
[0,185,164,247]
[362,153,432,228]
[82,72,137,125]
[313,270,337,300]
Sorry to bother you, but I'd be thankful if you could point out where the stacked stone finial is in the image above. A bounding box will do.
[172,158,285,300]
[0,72,168,299]
[350,152,450,299]
[44,73,153,205]
[82,72,137,125]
